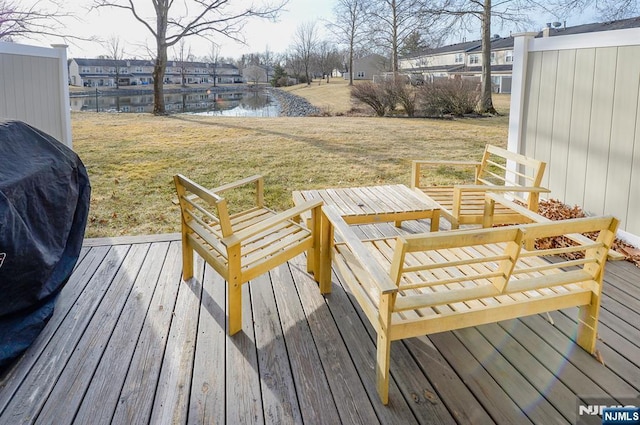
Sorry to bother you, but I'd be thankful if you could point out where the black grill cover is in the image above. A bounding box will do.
[0,120,90,371]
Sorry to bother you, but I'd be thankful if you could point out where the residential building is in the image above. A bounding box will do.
[68,58,243,87]
[399,36,515,93]
[344,54,391,81]
[399,16,640,94]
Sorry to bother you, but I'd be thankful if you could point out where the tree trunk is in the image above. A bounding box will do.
[153,5,168,115]
[153,47,167,115]
[348,40,354,85]
[479,0,496,114]
[391,0,398,73]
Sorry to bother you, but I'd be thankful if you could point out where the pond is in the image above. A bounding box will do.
[69,89,280,116]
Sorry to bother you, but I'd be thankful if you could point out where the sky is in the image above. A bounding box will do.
[26,0,337,60]
[21,0,599,61]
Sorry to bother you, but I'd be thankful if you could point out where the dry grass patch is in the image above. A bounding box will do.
[283,78,356,115]
[73,111,509,237]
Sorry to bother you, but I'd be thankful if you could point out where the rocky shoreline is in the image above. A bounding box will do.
[269,88,321,117]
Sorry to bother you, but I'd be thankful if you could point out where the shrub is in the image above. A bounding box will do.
[390,77,417,117]
[351,81,388,116]
[417,79,480,116]
[276,76,290,87]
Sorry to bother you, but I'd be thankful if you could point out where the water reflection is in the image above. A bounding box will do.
[69,89,280,116]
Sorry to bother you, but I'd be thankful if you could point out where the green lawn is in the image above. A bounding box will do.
[73,85,510,238]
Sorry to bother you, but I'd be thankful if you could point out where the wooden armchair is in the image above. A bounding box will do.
[174,174,323,335]
[411,144,550,229]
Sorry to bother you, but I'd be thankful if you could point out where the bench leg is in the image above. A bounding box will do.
[576,297,601,354]
[430,211,440,232]
[376,332,392,405]
[181,233,194,281]
[376,293,394,405]
[228,282,242,335]
[319,212,333,294]
[308,205,322,281]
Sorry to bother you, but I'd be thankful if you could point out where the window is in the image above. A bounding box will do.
[135,67,143,73]
[95,67,103,73]
[505,50,513,63]
[469,55,479,65]
[455,53,464,63]
[120,67,128,73]
[356,71,366,78]
[81,67,90,73]
[490,52,496,64]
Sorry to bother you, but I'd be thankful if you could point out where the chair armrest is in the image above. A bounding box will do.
[323,205,398,295]
[209,174,263,193]
[484,193,624,261]
[412,160,482,166]
[222,199,323,247]
[453,184,551,193]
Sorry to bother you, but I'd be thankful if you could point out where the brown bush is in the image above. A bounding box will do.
[351,77,418,117]
[350,81,388,116]
[417,79,480,116]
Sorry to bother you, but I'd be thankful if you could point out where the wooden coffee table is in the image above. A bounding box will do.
[292,184,440,231]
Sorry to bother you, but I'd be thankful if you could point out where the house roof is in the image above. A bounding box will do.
[71,57,238,69]
[539,16,640,37]
[72,58,154,67]
[401,15,640,60]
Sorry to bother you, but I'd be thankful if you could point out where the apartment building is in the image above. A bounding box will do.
[399,16,640,94]
[68,58,243,87]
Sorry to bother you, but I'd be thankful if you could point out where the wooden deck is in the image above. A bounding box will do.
[1,221,639,424]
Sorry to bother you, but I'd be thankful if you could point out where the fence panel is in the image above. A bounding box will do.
[0,42,71,148]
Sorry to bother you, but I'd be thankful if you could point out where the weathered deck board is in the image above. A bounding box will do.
[1,230,639,425]
[285,256,380,425]
[74,241,171,424]
[188,263,227,423]
[110,241,184,424]
[37,243,151,424]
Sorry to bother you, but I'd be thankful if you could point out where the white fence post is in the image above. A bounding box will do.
[507,32,536,157]
[51,44,72,149]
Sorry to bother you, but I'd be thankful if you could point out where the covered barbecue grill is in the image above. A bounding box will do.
[0,120,90,371]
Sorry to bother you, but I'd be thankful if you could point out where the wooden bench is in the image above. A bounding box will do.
[174,174,323,335]
[319,205,618,404]
[411,144,550,229]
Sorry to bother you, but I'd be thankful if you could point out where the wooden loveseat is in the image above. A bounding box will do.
[319,205,618,404]
[411,144,550,229]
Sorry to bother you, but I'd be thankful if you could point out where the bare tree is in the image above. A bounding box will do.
[105,35,125,88]
[292,21,319,84]
[262,46,274,84]
[244,65,265,85]
[433,0,533,113]
[315,41,342,82]
[93,0,287,115]
[544,0,639,20]
[174,39,193,87]
[365,0,439,73]
[284,50,305,83]
[207,42,220,86]
[328,0,369,85]
[0,0,73,41]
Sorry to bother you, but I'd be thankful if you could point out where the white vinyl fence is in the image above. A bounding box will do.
[0,42,72,148]
[508,28,640,245]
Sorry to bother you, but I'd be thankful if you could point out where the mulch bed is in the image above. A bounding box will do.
[535,199,640,267]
